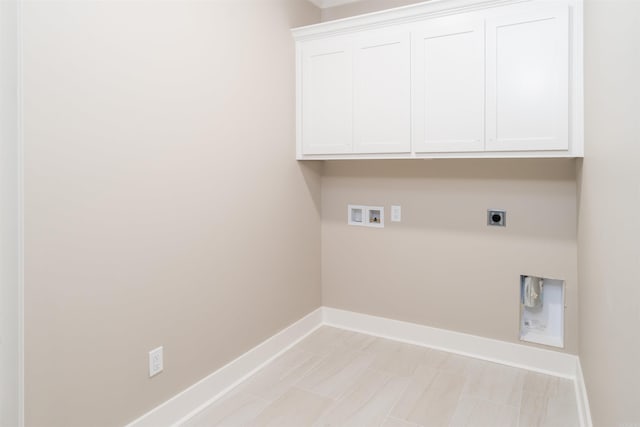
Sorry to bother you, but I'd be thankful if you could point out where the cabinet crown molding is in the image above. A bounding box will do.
[293,0,531,40]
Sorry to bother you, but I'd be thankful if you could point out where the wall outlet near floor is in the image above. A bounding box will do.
[149,346,163,377]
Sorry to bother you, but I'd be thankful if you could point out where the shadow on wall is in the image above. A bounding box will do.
[321,158,578,240]
[298,160,324,215]
[322,158,576,181]
[321,0,431,21]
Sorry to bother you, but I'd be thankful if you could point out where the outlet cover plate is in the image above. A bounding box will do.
[487,209,506,227]
[149,346,163,377]
[391,205,401,222]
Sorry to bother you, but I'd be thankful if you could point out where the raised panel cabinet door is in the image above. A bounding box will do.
[353,29,411,154]
[412,15,485,153]
[486,3,570,152]
[301,36,353,155]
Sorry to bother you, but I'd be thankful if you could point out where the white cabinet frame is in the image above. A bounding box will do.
[485,3,570,152]
[412,14,486,153]
[293,0,583,160]
[354,28,411,154]
[301,35,354,155]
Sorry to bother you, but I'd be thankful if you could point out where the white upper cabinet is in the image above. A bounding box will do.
[354,28,411,154]
[412,14,485,153]
[486,3,570,152]
[293,0,583,159]
[301,36,353,155]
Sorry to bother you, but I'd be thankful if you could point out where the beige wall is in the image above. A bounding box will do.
[0,1,21,426]
[22,1,321,425]
[322,160,578,352]
[322,0,426,21]
[578,0,640,425]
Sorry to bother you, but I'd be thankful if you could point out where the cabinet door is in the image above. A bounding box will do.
[486,4,569,152]
[301,36,353,155]
[412,15,485,153]
[353,29,411,154]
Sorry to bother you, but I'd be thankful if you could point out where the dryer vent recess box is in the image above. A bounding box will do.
[520,275,565,348]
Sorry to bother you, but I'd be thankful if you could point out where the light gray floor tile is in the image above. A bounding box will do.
[518,390,549,427]
[390,364,439,420]
[247,387,333,427]
[363,338,433,377]
[235,349,325,402]
[294,327,376,356]
[543,378,579,427]
[181,327,580,427]
[449,396,518,427]
[462,362,525,406]
[439,353,490,377]
[519,373,579,427]
[296,349,375,399]
[182,391,270,427]
[522,371,559,395]
[381,416,421,427]
[392,369,466,427]
[313,369,409,427]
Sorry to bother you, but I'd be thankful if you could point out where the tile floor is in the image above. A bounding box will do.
[182,327,579,427]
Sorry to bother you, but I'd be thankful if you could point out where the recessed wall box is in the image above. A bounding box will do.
[348,205,365,226]
[367,207,384,228]
[519,275,565,348]
[348,205,384,228]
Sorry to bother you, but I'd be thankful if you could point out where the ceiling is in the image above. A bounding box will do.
[307,0,362,8]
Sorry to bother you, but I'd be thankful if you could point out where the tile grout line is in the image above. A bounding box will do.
[448,362,483,427]
[381,374,413,426]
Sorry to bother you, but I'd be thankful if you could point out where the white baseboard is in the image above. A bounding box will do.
[323,307,579,379]
[127,306,592,427]
[575,358,593,427]
[125,308,324,427]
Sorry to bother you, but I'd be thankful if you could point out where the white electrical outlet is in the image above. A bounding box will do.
[149,346,163,377]
[391,205,402,222]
